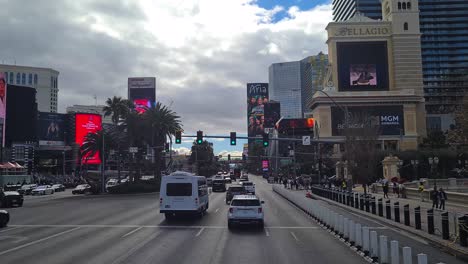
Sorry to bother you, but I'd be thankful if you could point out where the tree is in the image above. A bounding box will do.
[103,96,133,125]
[190,140,216,176]
[421,130,448,149]
[246,142,265,174]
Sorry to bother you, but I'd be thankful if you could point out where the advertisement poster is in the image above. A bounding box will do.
[75,113,102,164]
[38,112,67,146]
[331,105,404,136]
[264,102,281,128]
[0,73,7,147]
[350,64,377,86]
[247,83,268,138]
[128,77,156,114]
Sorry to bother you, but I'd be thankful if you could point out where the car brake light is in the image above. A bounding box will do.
[229,208,233,213]
[258,208,262,213]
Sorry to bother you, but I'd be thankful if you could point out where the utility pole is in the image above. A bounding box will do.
[101,131,105,193]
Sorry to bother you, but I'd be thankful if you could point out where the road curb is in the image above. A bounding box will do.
[310,192,468,262]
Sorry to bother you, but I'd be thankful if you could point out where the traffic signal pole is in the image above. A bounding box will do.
[180,135,343,144]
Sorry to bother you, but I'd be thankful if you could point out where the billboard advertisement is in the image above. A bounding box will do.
[277,118,315,136]
[331,105,404,136]
[38,112,67,146]
[337,42,389,91]
[247,83,268,138]
[128,77,156,114]
[75,113,102,165]
[264,102,280,129]
[0,73,7,147]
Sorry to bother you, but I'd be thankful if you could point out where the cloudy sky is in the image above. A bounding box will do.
[0,0,332,155]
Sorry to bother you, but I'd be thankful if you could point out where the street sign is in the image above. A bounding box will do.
[302,136,311,145]
[129,147,138,153]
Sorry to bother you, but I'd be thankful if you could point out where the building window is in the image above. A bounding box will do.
[16,73,20,84]
[407,2,411,9]
[402,2,407,9]
[9,72,13,84]
[404,22,408,31]
[398,2,402,10]
[50,77,54,87]
[21,73,26,84]
[34,74,38,85]
[28,73,32,85]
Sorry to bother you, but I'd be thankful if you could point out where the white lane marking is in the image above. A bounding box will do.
[265,228,270,237]
[111,231,161,264]
[290,231,300,242]
[215,208,220,213]
[8,224,320,229]
[122,226,143,238]
[0,227,80,256]
[195,227,205,237]
[0,226,21,233]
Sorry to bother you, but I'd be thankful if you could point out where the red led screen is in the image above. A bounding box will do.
[75,113,102,164]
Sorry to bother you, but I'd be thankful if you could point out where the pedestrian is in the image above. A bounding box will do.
[283,178,287,188]
[392,182,398,196]
[418,182,425,201]
[383,181,389,198]
[431,187,439,209]
[438,188,447,210]
[342,180,347,191]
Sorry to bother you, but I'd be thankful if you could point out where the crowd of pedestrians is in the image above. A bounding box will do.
[279,176,311,190]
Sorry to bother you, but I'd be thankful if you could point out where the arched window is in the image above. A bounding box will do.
[407,2,411,9]
[21,73,26,84]
[398,2,402,9]
[16,73,20,84]
[9,72,13,84]
[28,73,32,85]
[34,74,38,85]
[404,22,409,31]
[402,2,407,9]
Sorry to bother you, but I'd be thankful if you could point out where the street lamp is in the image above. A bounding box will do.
[428,156,439,189]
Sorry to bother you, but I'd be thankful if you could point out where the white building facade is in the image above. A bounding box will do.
[0,64,59,113]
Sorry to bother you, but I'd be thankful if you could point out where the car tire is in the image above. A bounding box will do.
[0,211,9,228]
[258,220,264,229]
[228,221,234,230]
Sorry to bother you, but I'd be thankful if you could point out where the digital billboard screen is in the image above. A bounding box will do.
[0,73,7,147]
[38,112,67,146]
[247,83,268,138]
[128,77,156,114]
[264,102,280,129]
[75,113,102,165]
[337,42,389,91]
[331,105,404,136]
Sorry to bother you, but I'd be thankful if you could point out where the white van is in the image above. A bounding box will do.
[159,171,209,219]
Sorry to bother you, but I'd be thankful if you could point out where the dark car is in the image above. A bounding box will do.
[0,189,24,207]
[52,184,66,192]
[212,179,226,192]
[18,184,37,195]
[225,185,246,204]
[72,184,91,195]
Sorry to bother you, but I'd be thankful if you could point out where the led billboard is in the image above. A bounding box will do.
[128,77,156,113]
[331,105,404,136]
[75,113,102,164]
[337,42,389,91]
[0,73,7,147]
[247,83,268,138]
[37,112,66,146]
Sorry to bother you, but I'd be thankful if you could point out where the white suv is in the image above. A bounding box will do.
[240,181,255,194]
[228,195,264,229]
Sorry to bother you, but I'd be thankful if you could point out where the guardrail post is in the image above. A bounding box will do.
[459,215,467,247]
[342,192,346,205]
[390,240,399,264]
[344,217,349,241]
[365,195,370,212]
[355,223,362,250]
[360,195,365,210]
[355,193,359,209]
[363,226,370,255]
[394,202,400,223]
[339,214,344,237]
[402,247,412,264]
[404,204,410,226]
[378,198,383,217]
[347,191,351,206]
[417,253,427,264]
[415,206,421,230]
[386,200,392,220]
[350,192,354,207]
[371,197,376,215]
[349,220,355,245]
[379,235,389,264]
[427,209,434,235]
[370,231,379,262]
[441,212,449,240]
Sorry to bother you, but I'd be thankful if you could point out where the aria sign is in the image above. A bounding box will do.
[334,27,390,37]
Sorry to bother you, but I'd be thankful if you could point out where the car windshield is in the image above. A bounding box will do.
[231,199,261,206]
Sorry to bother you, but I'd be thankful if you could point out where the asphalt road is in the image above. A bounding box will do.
[0,176,366,264]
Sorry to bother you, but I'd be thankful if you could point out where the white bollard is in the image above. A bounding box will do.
[333,212,338,232]
[362,227,370,254]
[344,218,349,239]
[417,254,427,264]
[391,240,399,264]
[370,231,379,259]
[355,223,362,248]
[349,220,355,244]
[402,247,412,264]
[379,235,389,264]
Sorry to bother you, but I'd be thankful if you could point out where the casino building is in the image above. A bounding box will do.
[309,0,426,151]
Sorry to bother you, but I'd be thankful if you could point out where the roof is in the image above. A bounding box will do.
[232,195,258,200]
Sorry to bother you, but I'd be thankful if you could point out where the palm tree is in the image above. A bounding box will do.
[143,102,182,183]
[103,96,133,125]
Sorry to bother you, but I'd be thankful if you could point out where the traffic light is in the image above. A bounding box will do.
[196,130,203,145]
[262,133,269,147]
[228,154,231,161]
[230,132,236,146]
[175,131,181,144]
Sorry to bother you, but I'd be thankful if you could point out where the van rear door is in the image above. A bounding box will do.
[164,182,195,211]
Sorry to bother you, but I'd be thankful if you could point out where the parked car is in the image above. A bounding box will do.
[225,185,247,204]
[31,185,55,195]
[18,184,37,195]
[0,210,9,228]
[0,189,24,207]
[72,184,91,195]
[228,195,264,229]
[51,184,66,192]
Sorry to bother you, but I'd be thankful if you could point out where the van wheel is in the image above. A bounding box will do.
[205,203,209,211]
[228,221,233,230]
[258,220,264,229]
